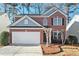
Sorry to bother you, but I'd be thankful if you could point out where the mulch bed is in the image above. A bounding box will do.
[0,46,3,48]
[41,44,62,55]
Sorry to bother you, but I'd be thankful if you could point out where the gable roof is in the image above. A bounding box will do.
[14,5,67,18]
[10,15,43,27]
[42,6,67,18]
[66,15,79,31]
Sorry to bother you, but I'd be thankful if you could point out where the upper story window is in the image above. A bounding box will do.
[24,19,28,24]
[43,18,48,26]
[52,16,64,26]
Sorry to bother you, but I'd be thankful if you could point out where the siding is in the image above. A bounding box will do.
[67,22,79,43]
[15,18,40,26]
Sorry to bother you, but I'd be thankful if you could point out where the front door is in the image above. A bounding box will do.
[51,31,62,43]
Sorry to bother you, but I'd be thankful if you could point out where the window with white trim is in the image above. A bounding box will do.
[24,19,28,24]
[53,31,61,39]
[53,16,62,26]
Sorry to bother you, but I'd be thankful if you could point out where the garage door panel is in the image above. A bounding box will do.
[12,32,40,44]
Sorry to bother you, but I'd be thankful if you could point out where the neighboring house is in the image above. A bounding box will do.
[66,15,79,43]
[0,13,10,34]
[0,13,10,44]
[9,6,68,45]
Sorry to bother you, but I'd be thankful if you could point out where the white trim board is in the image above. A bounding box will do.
[66,15,79,31]
[10,28,44,29]
[42,7,67,18]
[10,15,43,27]
[30,10,67,18]
[48,10,67,18]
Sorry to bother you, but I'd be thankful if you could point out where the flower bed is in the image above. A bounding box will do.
[41,44,61,55]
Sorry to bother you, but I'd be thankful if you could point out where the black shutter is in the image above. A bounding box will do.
[51,18,53,25]
[62,18,64,25]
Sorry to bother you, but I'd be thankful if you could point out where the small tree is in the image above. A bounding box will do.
[44,28,49,47]
[61,29,65,45]
[0,31,9,46]
[44,28,52,47]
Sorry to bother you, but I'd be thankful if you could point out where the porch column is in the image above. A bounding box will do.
[46,32,49,46]
[44,28,49,46]
[49,29,52,44]
[61,29,64,45]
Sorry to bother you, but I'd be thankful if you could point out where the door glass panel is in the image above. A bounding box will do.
[53,31,61,40]
[53,32,57,39]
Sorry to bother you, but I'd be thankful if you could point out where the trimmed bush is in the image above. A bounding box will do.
[66,35,78,45]
[0,31,9,46]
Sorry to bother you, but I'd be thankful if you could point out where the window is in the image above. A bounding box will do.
[53,18,57,25]
[58,18,62,25]
[52,17,63,26]
[24,19,28,24]
[43,18,48,26]
[53,31,58,39]
[53,31,61,39]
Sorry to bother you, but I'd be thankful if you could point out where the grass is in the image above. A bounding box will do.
[61,45,79,56]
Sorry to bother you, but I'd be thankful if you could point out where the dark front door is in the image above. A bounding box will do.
[51,31,62,44]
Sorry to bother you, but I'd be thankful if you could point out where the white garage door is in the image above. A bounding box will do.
[12,32,40,45]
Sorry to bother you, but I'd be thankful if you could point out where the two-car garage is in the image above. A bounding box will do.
[12,32,40,45]
[9,15,44,45]
[10,29,43,45]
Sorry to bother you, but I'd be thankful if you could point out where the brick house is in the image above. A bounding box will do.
[9,6,68,45]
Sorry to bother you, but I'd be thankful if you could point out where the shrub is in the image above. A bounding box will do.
[66,35,78,45]
[0,31,9,46]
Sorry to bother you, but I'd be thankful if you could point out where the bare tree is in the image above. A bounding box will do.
[61,29,65,45]
[65,3,77,23]
[44,28,52,47]
[44,28,49,46]
[25,3,31,14]
[4,3,7,13]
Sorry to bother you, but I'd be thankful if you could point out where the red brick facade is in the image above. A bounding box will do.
[48,11,66,39]
[31,11,66,40]
[10,11,67,44]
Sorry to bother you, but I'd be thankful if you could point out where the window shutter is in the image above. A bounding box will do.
[62,18,64,25]
[51,18,53,25]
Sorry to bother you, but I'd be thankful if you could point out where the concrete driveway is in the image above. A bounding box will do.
[0,46,43,56]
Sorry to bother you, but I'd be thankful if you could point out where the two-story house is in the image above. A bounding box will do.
[9,6,67,45]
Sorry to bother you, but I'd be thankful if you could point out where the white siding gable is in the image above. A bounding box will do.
[10,15,42,27]
[15,18,40,26]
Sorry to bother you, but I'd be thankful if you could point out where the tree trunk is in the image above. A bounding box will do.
[61,31,64,45]
[4,4,7,13]
[49,29,51,44]
[45,31,49,47]
[38,4,41,15]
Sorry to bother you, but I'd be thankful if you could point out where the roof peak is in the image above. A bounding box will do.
[66,15,79,31]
